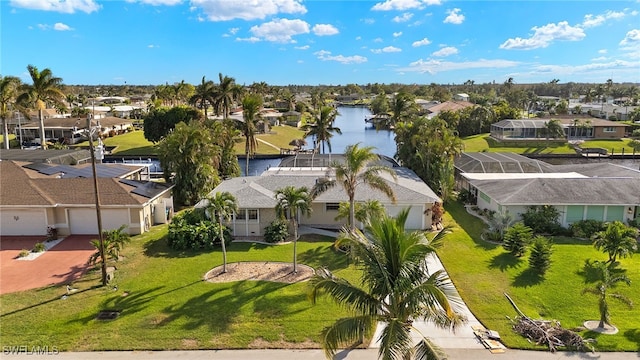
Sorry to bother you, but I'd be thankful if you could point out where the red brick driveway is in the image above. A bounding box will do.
[0,235,97,295]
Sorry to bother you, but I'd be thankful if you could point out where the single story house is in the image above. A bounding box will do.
[490,118,628,140]
[196,165,441,237]
[455,152,640,227]
[17,117,133,145]
[0,160,174,236]
[425,101,475,119]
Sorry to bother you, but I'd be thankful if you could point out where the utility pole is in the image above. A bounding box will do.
[88,114,107,286]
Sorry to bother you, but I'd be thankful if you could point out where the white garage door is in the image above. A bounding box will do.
[385,205,424,230]
[0,209,47,236]
[68,208,130,235]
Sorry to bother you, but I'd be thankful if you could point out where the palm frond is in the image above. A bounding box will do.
[378,319,413,360]
[320,315,374,359]
[414,337,447,360]
[310,268,381,315]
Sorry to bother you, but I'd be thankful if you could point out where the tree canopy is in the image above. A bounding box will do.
[144,105,203,143]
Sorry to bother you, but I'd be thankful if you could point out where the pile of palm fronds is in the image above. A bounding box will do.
[505,293,594,353]
[509,315,594,352]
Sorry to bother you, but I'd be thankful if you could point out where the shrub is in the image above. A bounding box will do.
[167,209,231,250]
[457,189,476,204]
[628,218,640,230]
[32,242,46,253]
[529,236,553,275]
[569,220,606,239]
[264,219,289,243]
[503,222,533,257]
[483,230,504,243]
[18,249,30,258]
[521,205,562,235]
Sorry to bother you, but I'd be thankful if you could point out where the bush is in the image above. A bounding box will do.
[32,242,46,253]
[529,236,553,275]
[264,219,289,243]
[457,189,476,205]
[521,205,562,235]
[167,209,231,250]
[483,230,503,243]
[628,218,640,230]
[18,249,30,258]
[503,222,533,257]
[569,220,606,239]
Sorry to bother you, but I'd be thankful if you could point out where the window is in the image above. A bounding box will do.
[235,210,246,220]
[248,209,258,220]
[603,127,616,133]
[325,203,340,211]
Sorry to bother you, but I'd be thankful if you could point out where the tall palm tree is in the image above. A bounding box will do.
[205,192,238,273]
[389,92,416,128]
[241,94,262,176]
[543,119,565,145]
[335,199,385,229]
[591,221,638,264]
[275,186,313,273]
[310,210,464,359]
[16,65,66,149]
[302,106,341,154]
[0,76,21,149]
[189,76,216,118]
[214,73,242,119]
[312,143,396,230]
[582,261,632,329]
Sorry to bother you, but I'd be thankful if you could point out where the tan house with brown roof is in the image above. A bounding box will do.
[0,161,173,236]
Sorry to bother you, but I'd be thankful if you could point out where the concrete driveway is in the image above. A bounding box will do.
[0,235,96,294]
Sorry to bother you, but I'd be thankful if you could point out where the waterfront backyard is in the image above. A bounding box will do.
[1,204,638,352]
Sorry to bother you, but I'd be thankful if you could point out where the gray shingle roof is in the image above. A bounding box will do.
[471,177,640,205]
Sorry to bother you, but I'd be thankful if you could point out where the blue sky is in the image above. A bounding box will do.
[2,0,639,86]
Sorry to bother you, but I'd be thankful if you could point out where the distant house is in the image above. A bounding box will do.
[455,152,640,227]
[490,118,628,140]
[453,93,470,102]
[0,160,174,236]
[196,156,441,236]
[425,100,475,119]
[17,116,133,144]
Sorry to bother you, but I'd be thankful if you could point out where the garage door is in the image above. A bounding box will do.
[0,209,47,236]
[385,205,423,230]
[68,208,130,235]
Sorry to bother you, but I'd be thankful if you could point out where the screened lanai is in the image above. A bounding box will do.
[454,152,554,174]
[490,119,550,140]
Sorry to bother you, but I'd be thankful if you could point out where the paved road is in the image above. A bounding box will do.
[2,349,639,360]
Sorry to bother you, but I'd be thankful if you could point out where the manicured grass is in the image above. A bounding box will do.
[233,125,306,155]
[0,227,358,351]
[75,130,158,156]
[462,134,575,154]
[438,202,640,351]
[462,134,637,155]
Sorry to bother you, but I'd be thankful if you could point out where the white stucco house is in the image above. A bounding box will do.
[196,157,441,237]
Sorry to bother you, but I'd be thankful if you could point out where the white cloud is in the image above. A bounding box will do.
[295,45,310,50]
[236,37,261,43]
[412,38,431,47]
[499,21,585,50]
[373,37,383,43]
[249,18,309,43]
[598,49,608,54]
[392,12,413,23]
[126,0,182,5]
[362,18,375,25]
[371,0,441,11]
[147,44,159,48]
[313,24,339,36]
[355,36,362,40]
[371,46,402,54]
[192,0,306,21]
[37,24,49,30]
[620,29,640,46]
[10,0,100,13]
[229,27,239,35]
[393,32,402,37]
[53,22,72,30]
[314,50,367,64]
[432,46,458,57]
[581,9,632,28]
[443,8,464,24]
[400,58,519,75]
[533,60,639,77]
[591,56,608,62]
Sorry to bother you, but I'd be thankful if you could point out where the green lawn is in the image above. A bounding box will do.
[74,130,158,156]
[462,134,637,155]
[233,125,306,155]
[438,202,640,351]
[0,227,357,351]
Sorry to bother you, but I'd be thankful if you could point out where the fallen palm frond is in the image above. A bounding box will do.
[505,293,595,353]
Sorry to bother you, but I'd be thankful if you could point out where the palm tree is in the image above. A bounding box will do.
[335,199,385,229]
[310,210,464,359]
[275,186,313,273]
[214,73,242,119]
[591,221,638,264]
[312,143,396,230]
[16,65,66,149]
[241,94,262,176]
[302,105,341,154]
[582,261,632,329]
[205,192,238,273]
[189,76,216,118]
[88,225,130,266]
[0,76,21,149]
[543,119,565,145]
[389,92,416,128]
